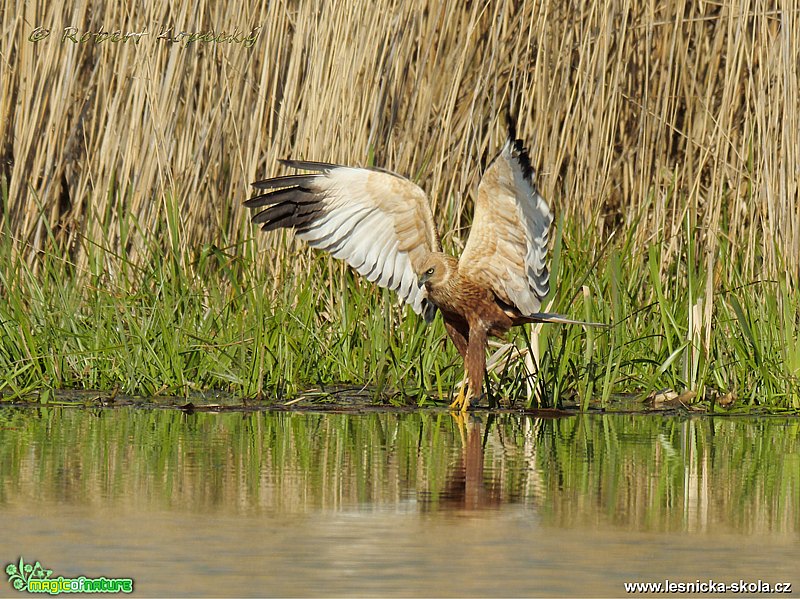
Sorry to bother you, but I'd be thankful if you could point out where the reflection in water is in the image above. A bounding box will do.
[422,414,503,511]
[1,407,798,596]
[0,408,798,531]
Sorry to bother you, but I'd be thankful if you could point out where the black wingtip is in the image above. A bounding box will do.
[503,108,534,183]
[505,107,519,144]
[279,159,338,172]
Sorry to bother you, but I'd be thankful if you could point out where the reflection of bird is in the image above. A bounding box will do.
[247,115,600,411]
[416,414,504,512]
[441,413,502,511]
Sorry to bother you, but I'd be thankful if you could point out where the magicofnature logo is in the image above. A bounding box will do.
[5,557,133,594]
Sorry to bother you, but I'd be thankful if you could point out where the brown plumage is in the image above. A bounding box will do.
[247,116,601,411]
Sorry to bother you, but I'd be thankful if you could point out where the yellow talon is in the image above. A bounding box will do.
[449,385,472,412]
[461,391,471,413]
[449,385,464,410]
[448,386,464,411]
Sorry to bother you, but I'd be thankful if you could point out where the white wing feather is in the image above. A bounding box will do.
[248,164,441,321]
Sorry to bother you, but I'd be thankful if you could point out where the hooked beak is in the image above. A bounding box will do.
[418,272,431,286]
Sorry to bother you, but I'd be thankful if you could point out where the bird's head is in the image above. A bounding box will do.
[417,252,457,290]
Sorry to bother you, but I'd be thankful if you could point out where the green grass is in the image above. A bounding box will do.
[1,182,798,412]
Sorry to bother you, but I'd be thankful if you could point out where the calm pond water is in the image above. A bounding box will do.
[1,407,798,597]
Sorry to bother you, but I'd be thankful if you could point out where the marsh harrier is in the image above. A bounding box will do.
[247,118,597,411]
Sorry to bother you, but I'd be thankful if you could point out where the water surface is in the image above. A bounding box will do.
[1,407,797,596]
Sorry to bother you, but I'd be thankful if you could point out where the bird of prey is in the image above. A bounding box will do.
[246,117,598,411]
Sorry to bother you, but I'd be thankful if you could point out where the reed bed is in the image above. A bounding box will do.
[1,0,798,409]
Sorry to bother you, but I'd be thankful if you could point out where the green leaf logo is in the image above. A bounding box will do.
[5,558,52,593]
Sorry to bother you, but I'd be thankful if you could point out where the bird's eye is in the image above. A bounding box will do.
[426,267,435,275]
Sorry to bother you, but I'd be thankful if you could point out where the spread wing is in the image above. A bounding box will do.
[458,128,553,316]
[246,160,442,322]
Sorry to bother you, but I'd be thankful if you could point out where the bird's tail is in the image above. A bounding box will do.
[527,312,609,328]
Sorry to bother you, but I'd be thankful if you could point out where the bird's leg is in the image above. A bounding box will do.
[444,321,471,410]
[449,325,487,412]
[449,382,467,411]
[449,380,475,412]
[460,386,474,413]
[445,322,469,359]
